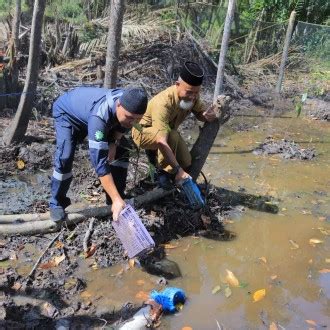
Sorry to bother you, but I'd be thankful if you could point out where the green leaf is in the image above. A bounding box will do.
[133,123,143,132]
[239,282,249,288]
[148,163,156,183]
[212,285,221,294]
[295,103,302,117]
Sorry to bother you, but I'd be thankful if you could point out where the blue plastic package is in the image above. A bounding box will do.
[150,287,186,313]
[180,178,205,210]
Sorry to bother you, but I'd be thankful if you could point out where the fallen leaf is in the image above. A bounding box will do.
[212,285,221,294]
[42,302,58,318]
[225,269,239,287]
[163,244,179,249]
[128,259,135,268]
[289,240,299,249]
[223,219,234,224]
[135,290,149,301]
[84,244,97,258]
[305,320,317,326]
[318,227,330,236]
[270,275,278,280]
[308,259,313,264]
[259,257,267,264]
[9,252,17,260]
[54,254,65,266]
[181,327,192,330]
[253,289,266,302]
[80,291,92,298]
[318,217,326,221]
[55,241,64,249]
[16,159,25,170]
[137,279,145,286]
[11,282,22,291]
[39,254,65,269]
[326,259,330,264]
[318,269,330,273]
[269,322,278,330]
[309,238,324,246]
[224,286,232,298]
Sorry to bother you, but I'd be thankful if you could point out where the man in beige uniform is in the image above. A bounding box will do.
[132,61,216,185]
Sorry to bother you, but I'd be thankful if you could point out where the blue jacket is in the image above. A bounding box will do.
[53,87,127,177]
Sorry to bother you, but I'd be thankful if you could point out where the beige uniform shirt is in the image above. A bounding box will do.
[139,85,204,137]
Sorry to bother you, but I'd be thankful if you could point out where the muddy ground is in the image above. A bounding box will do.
[0,32,329,328]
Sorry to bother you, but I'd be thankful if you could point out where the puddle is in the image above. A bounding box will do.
[75,111,330,328]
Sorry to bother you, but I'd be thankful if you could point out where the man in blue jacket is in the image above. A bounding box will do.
[50,87,148,222]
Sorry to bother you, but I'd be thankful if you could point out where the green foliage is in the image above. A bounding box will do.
[45,0,86,24]
[79,22,105,43]
[148,163,156,183]
[295,93,308,117]
[0,0,12,19]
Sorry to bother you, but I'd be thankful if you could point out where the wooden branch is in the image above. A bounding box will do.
[27,230,62,279]
[0,187,175,235]
[185,30,243,97]
[83,218,95,253]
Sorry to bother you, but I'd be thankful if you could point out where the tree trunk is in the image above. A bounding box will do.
[3,0,46,146]
[104,0,126,88]
[189,95,231,180]
[10,0,21,95]
[213,0,235,101]
[276,11,296,93]
[190,0,235,180]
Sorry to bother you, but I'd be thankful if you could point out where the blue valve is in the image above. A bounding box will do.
[150,287,186,313]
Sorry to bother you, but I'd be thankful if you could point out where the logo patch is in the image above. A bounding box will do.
[95,130,104,141]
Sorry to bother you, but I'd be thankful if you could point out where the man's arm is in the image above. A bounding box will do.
[156,134,190,182]
[88,115,125,220]
[99,174,125,220]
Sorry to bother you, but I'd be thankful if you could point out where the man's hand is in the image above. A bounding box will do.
[111,197,126,221]
[203,105,217,122]
[175,167,191,183]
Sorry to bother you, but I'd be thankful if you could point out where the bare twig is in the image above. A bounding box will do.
[27,230,62,279]
[83,217,96,253]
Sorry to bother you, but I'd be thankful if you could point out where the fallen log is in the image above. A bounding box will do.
[0,187,174,235]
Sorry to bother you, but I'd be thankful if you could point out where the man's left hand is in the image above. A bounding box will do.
[203,105,217,122]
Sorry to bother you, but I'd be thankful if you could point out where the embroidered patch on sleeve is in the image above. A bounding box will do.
[95,130,105,141]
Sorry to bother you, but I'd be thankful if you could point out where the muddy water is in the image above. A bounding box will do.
[73,112,330,328]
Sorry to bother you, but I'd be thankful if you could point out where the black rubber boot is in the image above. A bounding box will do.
[50,207,66,223]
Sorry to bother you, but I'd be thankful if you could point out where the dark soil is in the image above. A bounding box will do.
[253,136,316,160]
